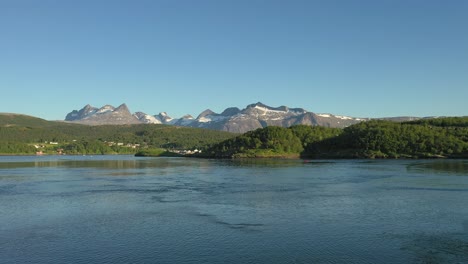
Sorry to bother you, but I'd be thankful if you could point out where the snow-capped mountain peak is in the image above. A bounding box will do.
[197,109,216,119]
[65,102,406,132]
[65,104,139,125]
[155,112,173,123]
[133,112,162,124]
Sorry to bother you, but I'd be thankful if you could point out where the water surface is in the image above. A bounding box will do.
[1,156,467,263]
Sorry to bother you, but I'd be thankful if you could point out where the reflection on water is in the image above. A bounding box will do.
[398,233,468,263]
[406,160,468,175]
[0,156,204,170]
[0,156,468,263]
[225,158,304,167]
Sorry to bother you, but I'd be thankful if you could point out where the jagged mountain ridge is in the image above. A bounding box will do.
[180,102,370,132]
[65,103,141,125]
[64,102,414,133]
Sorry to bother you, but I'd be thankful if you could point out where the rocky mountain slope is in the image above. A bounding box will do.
[65,104,141,125]
[65,102,417,133]
[177,102,368,133]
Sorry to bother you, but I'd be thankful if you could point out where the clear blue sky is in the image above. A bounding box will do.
[1,0,467,120]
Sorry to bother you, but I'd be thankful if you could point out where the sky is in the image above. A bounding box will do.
[1,0,467,120]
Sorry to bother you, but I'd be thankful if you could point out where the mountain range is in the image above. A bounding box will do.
[64,102,421,133]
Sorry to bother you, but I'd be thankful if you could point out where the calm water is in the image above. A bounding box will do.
[1,156,468,264]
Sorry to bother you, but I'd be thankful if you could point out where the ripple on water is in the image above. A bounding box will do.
[398,233,468,263]
[2,157,468,263]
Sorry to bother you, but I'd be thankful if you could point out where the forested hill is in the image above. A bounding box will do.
[2,113,467,158]
[199,125,342,158]
[0,113,55,127]
[307,118,468,159]
[404,117,468,127]
[199,117,468,159]
[0,114,236,155]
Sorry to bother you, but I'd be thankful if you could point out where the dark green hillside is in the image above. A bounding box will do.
[0,113,54,127]
[199,118,468,159]
[289,125,342,148]
[304,120,468,159]
[0,114,236,155]
[405,116,468,127]
[200,125,340,158]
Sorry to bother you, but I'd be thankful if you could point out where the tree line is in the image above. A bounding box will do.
[200,125,341,158]
[306,120,467,158]
[200,118,468,159]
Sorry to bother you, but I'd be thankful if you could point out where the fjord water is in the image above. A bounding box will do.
[1,156,467,263]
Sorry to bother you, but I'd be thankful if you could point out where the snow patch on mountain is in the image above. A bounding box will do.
[65,104,139,125]
[253,105,287,114]
[96,105,115,114]
[134,112,161,124]
[335,115,353,120]
[65,102,386,132]
[199,115,228,123]
[318,113,364,121]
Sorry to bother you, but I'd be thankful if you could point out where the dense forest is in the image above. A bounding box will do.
[199,125,341,158]
[200,117,468,159]
[0,114,236,155]
[306,119,468,158]
[1,114,467,158]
